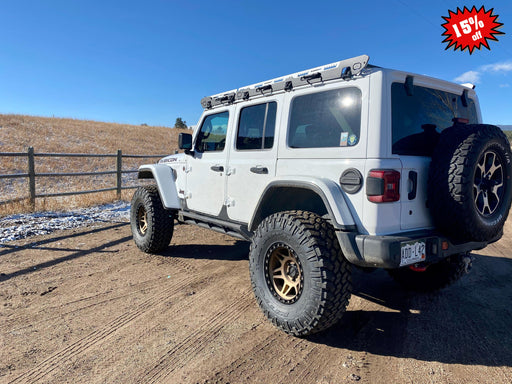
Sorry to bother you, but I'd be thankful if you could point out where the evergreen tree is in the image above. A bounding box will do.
[174,117,187,129]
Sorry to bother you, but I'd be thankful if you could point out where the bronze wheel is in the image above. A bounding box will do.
[130,186,174,253]
[249,211,352,336]
[265,243,304,304]
[136,205,148,235]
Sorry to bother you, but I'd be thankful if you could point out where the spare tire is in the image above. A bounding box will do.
[428,124,512,242]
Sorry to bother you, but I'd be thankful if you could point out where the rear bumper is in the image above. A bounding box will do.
[336,230,493,269]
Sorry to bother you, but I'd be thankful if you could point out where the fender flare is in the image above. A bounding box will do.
[248,176,357,231]
[138,164,180,209]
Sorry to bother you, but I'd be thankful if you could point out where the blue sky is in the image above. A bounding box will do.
[1,0,511,127]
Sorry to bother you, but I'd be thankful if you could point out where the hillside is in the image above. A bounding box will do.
[0,114,187,154]
[499,126,512,143]
[501,128,512,142]
[0,114,188,215]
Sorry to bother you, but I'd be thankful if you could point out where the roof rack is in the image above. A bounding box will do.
[200,54,369,109]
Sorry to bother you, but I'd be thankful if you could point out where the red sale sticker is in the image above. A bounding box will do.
[442,6,504,54]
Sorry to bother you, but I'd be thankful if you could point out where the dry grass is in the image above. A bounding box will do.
[0,114,187,154]
[0,114,189,216]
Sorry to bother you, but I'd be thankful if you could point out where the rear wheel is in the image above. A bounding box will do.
[249,211,352,336]
[388,253,472,292]
[130,185,174,253]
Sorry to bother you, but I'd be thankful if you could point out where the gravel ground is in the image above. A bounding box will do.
[1,209,511,383]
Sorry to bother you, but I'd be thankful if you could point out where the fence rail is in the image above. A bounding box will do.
[0,147,166,208]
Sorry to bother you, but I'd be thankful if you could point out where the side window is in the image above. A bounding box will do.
[288,88,362,148]
[195,111,229,152]
[236,102,277,150]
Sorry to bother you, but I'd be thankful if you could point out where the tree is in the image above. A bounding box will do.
[174,117,187,129]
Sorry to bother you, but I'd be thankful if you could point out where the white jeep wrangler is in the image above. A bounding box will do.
[130,54,512,336]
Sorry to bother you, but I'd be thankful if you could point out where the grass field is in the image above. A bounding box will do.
[0,114,188,215]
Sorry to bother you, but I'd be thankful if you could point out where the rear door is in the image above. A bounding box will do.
[390,79,479,230]
[226,99,280,223]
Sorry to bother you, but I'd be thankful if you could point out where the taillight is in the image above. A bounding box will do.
[366,170,401,203]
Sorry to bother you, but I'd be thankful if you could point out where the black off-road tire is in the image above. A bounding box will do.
[130,185,174,253]
[428,124,512,242]
[249,210,352,337]
[388,253,471,292]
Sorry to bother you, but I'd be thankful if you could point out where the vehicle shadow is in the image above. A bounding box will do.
[160,241,250,261]
[308,253,512,367]
[0,223,131,282]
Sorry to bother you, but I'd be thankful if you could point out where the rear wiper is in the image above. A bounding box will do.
[461,89,469,107]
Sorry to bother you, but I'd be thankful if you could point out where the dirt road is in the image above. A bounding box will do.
[1,218,512,383]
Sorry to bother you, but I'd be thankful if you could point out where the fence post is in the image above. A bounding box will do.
[27,146,36,210]
[116,149,122,199]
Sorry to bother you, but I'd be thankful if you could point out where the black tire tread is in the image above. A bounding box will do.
[249,210,352,336]
[130,185,174,253]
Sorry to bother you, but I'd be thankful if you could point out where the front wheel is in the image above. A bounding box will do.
[130,185,174,253]
[388,253,472,292]
[249,211,352,336]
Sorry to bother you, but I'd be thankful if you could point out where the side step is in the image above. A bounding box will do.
[177,211,252,241]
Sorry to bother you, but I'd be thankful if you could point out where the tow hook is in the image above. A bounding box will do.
[409,263,427,272]
[462,254,473,274]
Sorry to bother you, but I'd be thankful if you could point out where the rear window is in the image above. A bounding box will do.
[392,83,478,156]
[288,87,362,148]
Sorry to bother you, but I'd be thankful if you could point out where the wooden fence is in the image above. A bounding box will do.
[0,147,165,208]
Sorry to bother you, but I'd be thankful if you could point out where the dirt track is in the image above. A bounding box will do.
[1,218,512,384]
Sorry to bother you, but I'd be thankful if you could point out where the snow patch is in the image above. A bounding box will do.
[0,201,130,244]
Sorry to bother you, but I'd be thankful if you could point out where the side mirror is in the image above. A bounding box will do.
[178,133,192,150]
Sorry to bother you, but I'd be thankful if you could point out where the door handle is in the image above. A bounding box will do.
[250,166,268,174]
[210,165,224,172]
[408,171,417,200]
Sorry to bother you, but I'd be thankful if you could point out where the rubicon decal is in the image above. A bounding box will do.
[442,6,504,54]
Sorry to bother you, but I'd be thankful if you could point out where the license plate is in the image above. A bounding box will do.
[400,240,426,266]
